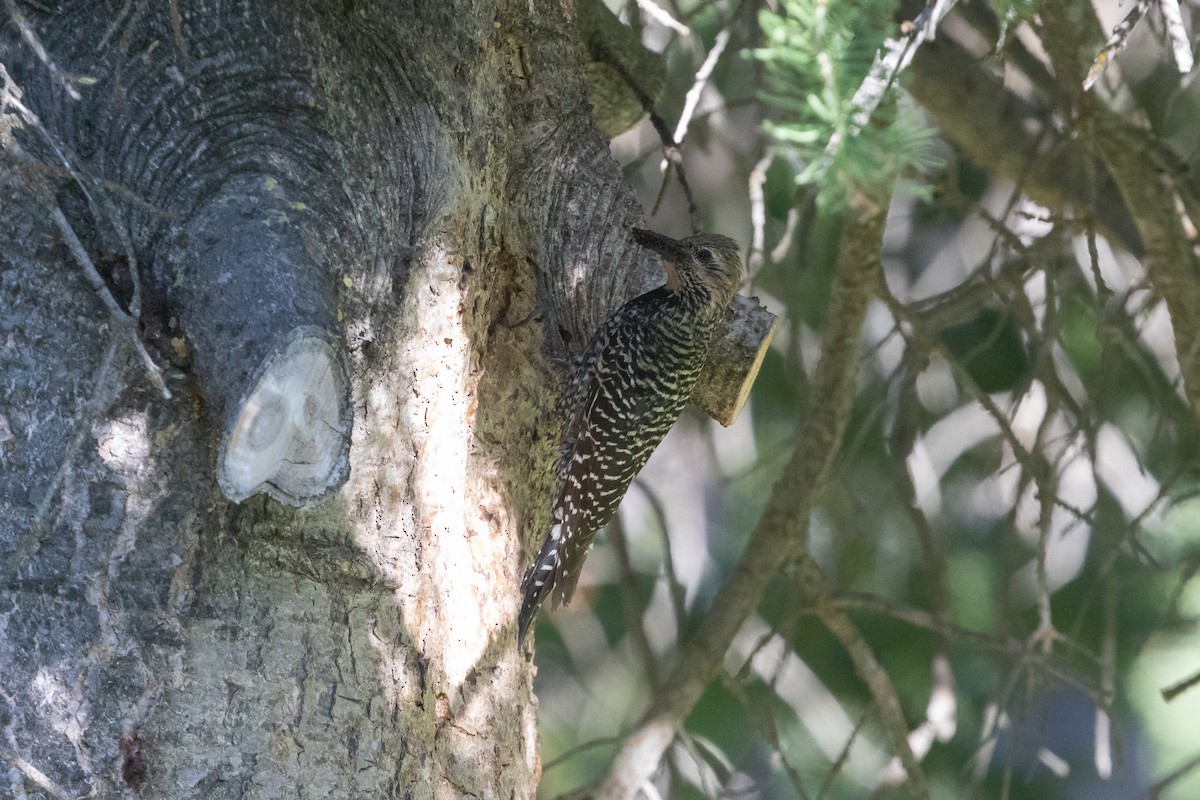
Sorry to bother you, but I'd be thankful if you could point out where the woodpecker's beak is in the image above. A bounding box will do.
[632,228,687,263]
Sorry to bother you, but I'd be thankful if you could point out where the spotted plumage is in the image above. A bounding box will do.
[518,228,743,643]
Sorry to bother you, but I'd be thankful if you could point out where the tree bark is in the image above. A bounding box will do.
[0,2,658,796]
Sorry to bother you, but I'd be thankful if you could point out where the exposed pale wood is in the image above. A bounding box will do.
[218,327,348,505]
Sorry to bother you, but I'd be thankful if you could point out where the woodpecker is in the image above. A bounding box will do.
[518,228,742,643]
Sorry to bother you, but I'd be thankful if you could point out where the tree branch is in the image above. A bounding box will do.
[904,13,1144,256]
[1038,2,1200,424]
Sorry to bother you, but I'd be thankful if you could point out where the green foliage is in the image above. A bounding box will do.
[751,0,936,208]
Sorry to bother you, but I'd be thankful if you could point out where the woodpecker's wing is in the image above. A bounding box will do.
[554,317,615,483]
[520,323,612,643]
[544,306,658,609]
[520,340,630,641]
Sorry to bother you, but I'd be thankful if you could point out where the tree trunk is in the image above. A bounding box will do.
[0,2,651,796]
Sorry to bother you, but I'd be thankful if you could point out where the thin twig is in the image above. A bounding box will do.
[770,204,801,264]
[51,204,125,316]
[609,514,661,687]
[49,205,170,398]
[630,481,688,632]
[825,0,956,162]
[819,704,872,800]
[1144,752,1200,799]
[1157,0,1193,77]
[828,595,1097,692]
[1,64,167,398]
[720,673,813,800]
[543,736,623,772]
[887,351,951,630]
[1072,12,1200,435]
[1031,415,1058,651]
[1084,0,1152,90]
[635,0,689,37]
[747,152,771,282]
[0,745,81,800]
[877,284,1042,482]
[796,551,931,798]
[589,39,701,228]
[671,733,722,799]
[1,61,145,317]
[607,0,756,229]
[877,654,957,788]
[1095,578,1115,778]
[668,27,729,160]
[3,0,82,100]
[1161,667,1200,703]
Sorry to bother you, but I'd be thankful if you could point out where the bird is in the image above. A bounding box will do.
[518,227,743,643]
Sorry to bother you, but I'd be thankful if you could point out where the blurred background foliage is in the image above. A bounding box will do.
[535,1,1200,798]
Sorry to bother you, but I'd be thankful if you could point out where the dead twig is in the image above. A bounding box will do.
[666,27,729,165]
[3,0,83,100]
[47,205,169,397]
[1084,1,1194,90]
[747,153,770,281]
[0,63,168,399]
[635,0,689,37]
[0,744,82,800]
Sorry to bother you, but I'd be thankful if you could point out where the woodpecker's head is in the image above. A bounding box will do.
[632,228,742,308]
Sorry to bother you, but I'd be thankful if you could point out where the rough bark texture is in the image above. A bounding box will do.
[690,295,777,427]
[0,1,665,797]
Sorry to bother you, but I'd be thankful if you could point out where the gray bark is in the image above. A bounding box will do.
[0,1,655,796]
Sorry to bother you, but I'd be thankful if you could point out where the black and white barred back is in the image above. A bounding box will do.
[518,229,742,643]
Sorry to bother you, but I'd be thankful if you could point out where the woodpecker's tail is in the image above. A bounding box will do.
[519,514,597,644]
[522,518,599,643]
[518,523,563,644]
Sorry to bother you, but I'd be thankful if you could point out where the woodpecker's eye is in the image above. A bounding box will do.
[696,247,714,265]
